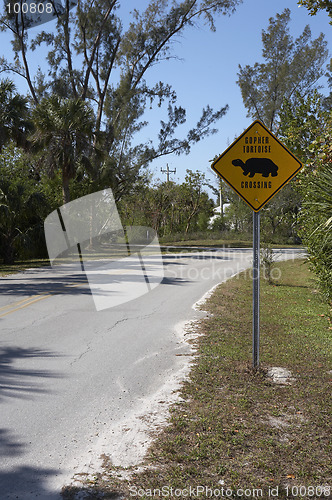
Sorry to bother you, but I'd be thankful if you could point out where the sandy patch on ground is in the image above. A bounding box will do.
[66,284,216,495]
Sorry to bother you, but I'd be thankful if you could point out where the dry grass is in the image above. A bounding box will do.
[62,259,332,500]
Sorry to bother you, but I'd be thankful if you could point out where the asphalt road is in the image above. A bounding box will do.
[0,248,304,499]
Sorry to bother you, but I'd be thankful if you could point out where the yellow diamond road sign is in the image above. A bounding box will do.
[211,120,303,212]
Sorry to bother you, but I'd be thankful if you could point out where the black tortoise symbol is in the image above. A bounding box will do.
[232,158,278,178]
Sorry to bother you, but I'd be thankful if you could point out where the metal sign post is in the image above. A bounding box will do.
[210,120,303,369]
[252,210,260,368]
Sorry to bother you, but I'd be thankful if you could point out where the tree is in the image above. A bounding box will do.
[0,0,241,200]
[278,90,327,162]
[295,112,332,303]
[0,144,49,263]
[119,170,213,237]
[180,170,213,233]
[30,95,96,204]
[236,8,328,133]
[223,191,252,234]
[278,80,332,300]
[297,1,332,109]
[0,78,31,151]
[298,0,332,23]
[260,183,302,244]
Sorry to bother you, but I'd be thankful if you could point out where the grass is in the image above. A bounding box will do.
[0,258,50,277]
[62,259,331,499]
[159,230,303,249]
[160,239,304,250]
[161,238,253,248]
[61,259,331,499]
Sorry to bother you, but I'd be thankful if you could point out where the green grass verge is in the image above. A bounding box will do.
[63,259,331,500]
[160,239,304,249]
[161,238,253,248]
[0,258,50,277]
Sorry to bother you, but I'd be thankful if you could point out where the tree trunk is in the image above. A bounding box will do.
[62,173,71,204]
[2,237,16,264]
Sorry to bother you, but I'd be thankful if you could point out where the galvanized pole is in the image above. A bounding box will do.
[161,164,176,182]
[252,210,260,368]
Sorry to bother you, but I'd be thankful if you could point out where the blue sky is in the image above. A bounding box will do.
[1,0,331,202]
[140,0,332,196]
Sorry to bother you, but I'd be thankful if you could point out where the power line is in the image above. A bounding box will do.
[161,164,176,182]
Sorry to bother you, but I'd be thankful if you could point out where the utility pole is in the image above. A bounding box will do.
[161,164,176,182]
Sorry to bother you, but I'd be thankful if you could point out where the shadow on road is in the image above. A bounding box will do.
[0,428,26,457]
[0,251,242,301]
[0,276,91,298]
[161,253,233,264]
[1,430,57,498]
[0,466,64,499]
[0,346,66,498]
[0,345,63,401]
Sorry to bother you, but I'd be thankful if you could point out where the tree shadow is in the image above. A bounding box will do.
[273,282,310,289]
[61,484,125,499]
[0,275,92,297]
[0,466,64,499]
[161,253,233,263]
[0,250,244,306]
[0,346,66,498]
[0,428,26,458]
[0,345,63,401]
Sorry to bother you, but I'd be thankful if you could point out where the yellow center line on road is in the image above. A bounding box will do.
[0,281,89,318]
[0,293,51,318]
[0,295,43,312]
[68,281,89,288]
